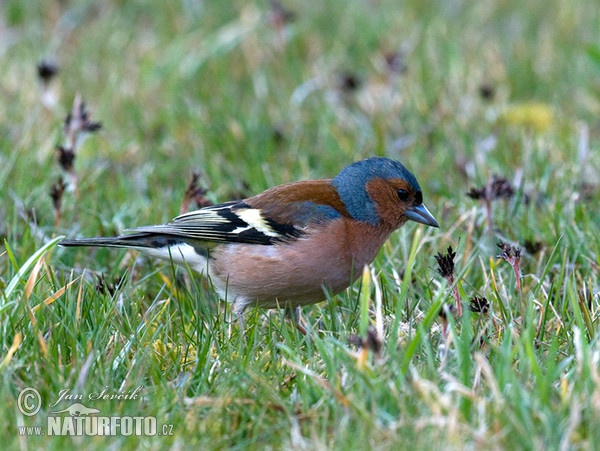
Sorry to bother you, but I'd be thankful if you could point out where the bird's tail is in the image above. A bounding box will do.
[60,233,174,249]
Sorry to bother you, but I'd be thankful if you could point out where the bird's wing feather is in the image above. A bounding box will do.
[127,193,343,245]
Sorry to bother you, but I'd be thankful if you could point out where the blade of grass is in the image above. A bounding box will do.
[2,236,64,308]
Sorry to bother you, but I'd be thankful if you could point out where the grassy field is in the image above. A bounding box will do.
[2,0,600,449]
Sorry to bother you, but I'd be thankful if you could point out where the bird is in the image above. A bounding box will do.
[60,157,439,315]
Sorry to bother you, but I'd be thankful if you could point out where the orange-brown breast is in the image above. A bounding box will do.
[208,216,397,309]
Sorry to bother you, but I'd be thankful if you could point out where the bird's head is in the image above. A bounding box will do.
[331,157,439,229]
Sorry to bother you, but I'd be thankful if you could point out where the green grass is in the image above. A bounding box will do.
[2,0,600,449]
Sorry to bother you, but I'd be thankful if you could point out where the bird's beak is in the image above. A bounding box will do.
[405,204,439,228]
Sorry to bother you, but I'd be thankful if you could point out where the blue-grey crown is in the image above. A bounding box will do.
[331,157,421,225]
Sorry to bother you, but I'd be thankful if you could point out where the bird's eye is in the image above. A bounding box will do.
[397,189,409,201]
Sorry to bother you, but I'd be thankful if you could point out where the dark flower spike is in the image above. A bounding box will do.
[37,60,60,109]
[50,178,66,210]
[56,145,76,173]
[365,327,382,356]
[469,296,490,314]
[95,274,117,296]
[479,83,495,101]
[338,71,362,93]
[63,94,102,153]
[467,176,514,229]
[490,177,514,200]
[497,241,521,261]
[37,60,59,84]
[523,240,542,255]
[465,186,486,200]
[181,170,212,214]
[435,246,456,279]
[57,95,102,193]
[348,326,382,367]
[467,176,514,202]
[50,177,67,227]
[347,334,363,347]
[497,241,522,292]
[435,246,462,316]
[64,97,102,135]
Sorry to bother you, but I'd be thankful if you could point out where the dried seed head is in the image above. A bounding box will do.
[96,274,117,296]
[467,176,514,201]
[497,241,521,261]
[435,246,456,279]
[438,304,455,320]
[466,186,486,200]
[181,170,212,214]
[37,60,59,84]
[348,327,382,356]
[347,334,363,347]
[490,176,514,199]
[469,296,490,314]
[272,127,286,145]
[56,145,76,172]
[523,240,542,254]
[64,95,102,138]
[365,327,382,355]
[50,177,67,211]
[479,83,495,101]
[497,241,523,291]
[338,71,361,93]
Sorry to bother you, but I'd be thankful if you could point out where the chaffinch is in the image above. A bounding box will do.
[61,157,439,315]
